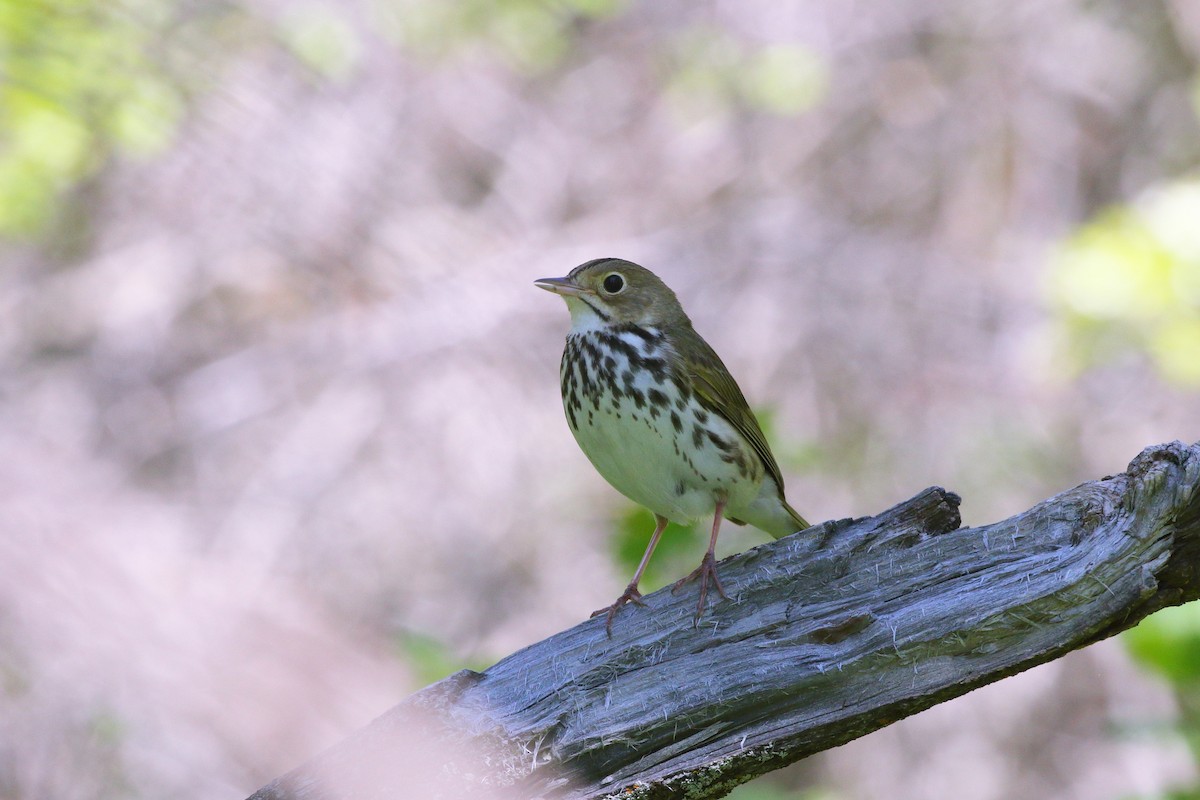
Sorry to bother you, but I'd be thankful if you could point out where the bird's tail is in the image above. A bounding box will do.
[742,491,812,538]
[783,500,810,533]
[744,496,811,542]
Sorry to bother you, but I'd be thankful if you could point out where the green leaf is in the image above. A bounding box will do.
[612,505,704,591]
[281,6,363,81]
[1046,178,1200,386]
[0,0,185,237]
[738,44,828,116]
[394,629,482,686]
[1125,604,1200,684]
[729,785,842,800]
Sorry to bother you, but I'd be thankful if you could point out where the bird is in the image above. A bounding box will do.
[535,257,810,633]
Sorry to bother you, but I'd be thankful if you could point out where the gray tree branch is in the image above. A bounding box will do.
[248,440,1200,800]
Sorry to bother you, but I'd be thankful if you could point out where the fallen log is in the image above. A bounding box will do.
[248,440,1200,800]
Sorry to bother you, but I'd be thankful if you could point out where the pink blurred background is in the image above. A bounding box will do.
[2,1,1200,797]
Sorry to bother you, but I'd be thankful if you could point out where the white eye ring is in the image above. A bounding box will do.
[602,272,626,294]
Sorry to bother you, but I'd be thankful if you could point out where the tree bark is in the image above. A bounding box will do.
[248,440,1200,800]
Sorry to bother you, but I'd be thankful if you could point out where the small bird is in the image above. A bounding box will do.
[536,258,810,633]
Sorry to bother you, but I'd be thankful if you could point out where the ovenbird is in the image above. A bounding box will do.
[536,258,810,633]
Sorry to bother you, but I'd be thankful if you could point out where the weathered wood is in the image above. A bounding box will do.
[248,441,1200,800]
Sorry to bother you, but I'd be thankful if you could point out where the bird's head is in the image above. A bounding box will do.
[535,258,689,331]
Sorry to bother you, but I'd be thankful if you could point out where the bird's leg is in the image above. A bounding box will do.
[672,498,730,618]
[592,513,669,636]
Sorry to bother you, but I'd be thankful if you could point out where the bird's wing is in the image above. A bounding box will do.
[683,335,788,497]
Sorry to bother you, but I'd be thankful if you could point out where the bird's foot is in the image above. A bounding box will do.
[591,581,645,637]
[672,552,729,620]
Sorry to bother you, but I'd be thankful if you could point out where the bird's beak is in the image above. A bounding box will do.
[534,276,589,297]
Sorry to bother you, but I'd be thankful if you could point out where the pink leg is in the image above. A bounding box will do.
[592,513,669,636]
[672,498,730,618]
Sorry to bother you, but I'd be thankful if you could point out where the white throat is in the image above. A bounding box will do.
[563,296,611,333]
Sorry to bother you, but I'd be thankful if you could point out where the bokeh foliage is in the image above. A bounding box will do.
[1048,179,1200,386]
[1126,604,1200,800]
[1052,177,1200,798]
[729,786,840,800]
[0,0,186,236]
[376,0,629,71]
[612,505,705,591]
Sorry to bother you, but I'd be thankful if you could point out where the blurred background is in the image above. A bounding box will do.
[2,0,1200,798]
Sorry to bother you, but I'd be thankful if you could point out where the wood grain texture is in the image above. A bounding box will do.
[248,441,1200,800]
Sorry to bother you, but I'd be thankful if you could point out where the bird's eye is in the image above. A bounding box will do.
[602,273,625,294]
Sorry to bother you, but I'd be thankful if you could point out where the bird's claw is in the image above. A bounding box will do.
[672,552,728,619]
[591,582,645,636]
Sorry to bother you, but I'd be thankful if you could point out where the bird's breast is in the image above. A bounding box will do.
[559,327,764,523]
